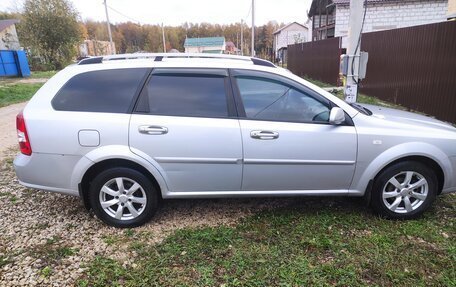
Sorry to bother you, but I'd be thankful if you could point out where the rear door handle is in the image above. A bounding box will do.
[138,125,168,135]
[250,130,279,140]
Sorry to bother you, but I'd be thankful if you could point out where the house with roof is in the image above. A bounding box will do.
[308,0,449,41]
[184,37,226,54]
[225,41,239,55]
[273,22,309,63]
[0,19,21,50]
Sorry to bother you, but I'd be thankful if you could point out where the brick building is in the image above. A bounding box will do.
[309,0,449,42]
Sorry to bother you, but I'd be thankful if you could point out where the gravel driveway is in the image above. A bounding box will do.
[0,100,288,286]
[0,148,295,286]
[0,102,26,160]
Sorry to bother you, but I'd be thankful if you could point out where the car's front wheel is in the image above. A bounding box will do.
[89,167,158,228]
[371,161,437,219]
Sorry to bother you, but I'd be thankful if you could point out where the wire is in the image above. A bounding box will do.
[244,3,252,21]
[351,0,368,85]
[107,5,142,25]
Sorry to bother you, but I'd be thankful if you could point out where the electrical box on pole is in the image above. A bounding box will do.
[340,52,368,80]
[343,0,365,103]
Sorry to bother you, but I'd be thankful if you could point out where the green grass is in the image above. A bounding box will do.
[40,266,52,278]
[29,70,58,79]
[304,77,399,108]
[303,77,334,88]
[0,83,43,107]
[79,196,455,286]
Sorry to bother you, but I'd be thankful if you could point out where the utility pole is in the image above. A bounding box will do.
[103,0,114,54]
[240,19,244,56]
[162,23,166,53]
[251,0,255,57]
[344,0,364,103]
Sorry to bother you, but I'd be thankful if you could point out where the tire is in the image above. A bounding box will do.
[371,161,437,219]
[89,167,158,228]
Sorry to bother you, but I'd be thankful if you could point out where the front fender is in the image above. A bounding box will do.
[351,142,453,194]
[69,145,169,196]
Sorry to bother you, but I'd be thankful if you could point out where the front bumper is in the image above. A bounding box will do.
[442,156,456,194]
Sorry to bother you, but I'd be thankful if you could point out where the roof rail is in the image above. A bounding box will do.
[77,53,276,68]
[78,57,103,65]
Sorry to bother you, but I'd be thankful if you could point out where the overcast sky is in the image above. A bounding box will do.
[0,0,313,26]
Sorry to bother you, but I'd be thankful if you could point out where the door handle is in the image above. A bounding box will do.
[138,125,168,135]
[250,130,279,140]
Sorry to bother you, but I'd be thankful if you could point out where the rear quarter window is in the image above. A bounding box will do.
[52,68,149,113]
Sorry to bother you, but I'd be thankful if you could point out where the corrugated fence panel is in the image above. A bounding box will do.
[287,21,456,123]
[288,38,341,86]
[0,50,19,76]
[361,21,456,123]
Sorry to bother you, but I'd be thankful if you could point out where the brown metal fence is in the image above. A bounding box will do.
[288,37,342,86]
[288,21,456,123]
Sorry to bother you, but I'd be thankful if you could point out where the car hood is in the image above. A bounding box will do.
[360,104,456,132]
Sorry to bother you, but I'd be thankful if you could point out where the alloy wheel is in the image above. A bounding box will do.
[382,171,428,214]
[99,177,147,221]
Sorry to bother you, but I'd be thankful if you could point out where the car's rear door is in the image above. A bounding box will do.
[129,68,243,192]
[231,69,357,192]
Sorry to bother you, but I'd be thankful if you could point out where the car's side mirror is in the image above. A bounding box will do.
[329,107,345,125]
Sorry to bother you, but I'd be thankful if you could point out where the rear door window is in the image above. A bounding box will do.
[135,70,229,118]
[52,68,149,113]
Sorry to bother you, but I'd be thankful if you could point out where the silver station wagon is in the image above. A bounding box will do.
[14,53,456,227]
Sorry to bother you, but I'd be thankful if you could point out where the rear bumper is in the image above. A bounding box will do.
[17,180,79,196]
[14,152,80,196]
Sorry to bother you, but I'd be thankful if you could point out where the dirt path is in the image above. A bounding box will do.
[0,102,27,160]
[0,78,48,85]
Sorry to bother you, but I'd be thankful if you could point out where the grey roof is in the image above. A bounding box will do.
[333,0,420,4]
[0,19,20,33]
[273,22,308,35]
[308,0,336,17]
[184,37,225,47]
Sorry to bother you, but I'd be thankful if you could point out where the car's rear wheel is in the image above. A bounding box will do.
[89,167,158,228]
[371,161,437,219]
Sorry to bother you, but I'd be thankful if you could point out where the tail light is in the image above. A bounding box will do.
[16,111,32,156]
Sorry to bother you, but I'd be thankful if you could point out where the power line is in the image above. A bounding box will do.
[107,5,141,25]
[244,3,252,23]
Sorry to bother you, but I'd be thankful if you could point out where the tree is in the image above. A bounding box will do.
[21,0,83,69]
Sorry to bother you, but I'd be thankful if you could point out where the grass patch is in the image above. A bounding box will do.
[29,70,58,79]
[30,236,79,266]
[0,83,43,107]
[0,255,13,268]
[79,195,455,286]
[40,266,52,278]
[303,77,334,88]
[303,77,401,108]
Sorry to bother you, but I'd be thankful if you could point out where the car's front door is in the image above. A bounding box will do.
[129,68,242,192]
[232,70,357,191]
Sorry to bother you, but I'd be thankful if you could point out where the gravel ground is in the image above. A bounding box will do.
[0,148,295,286]
[0,102,27,161]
